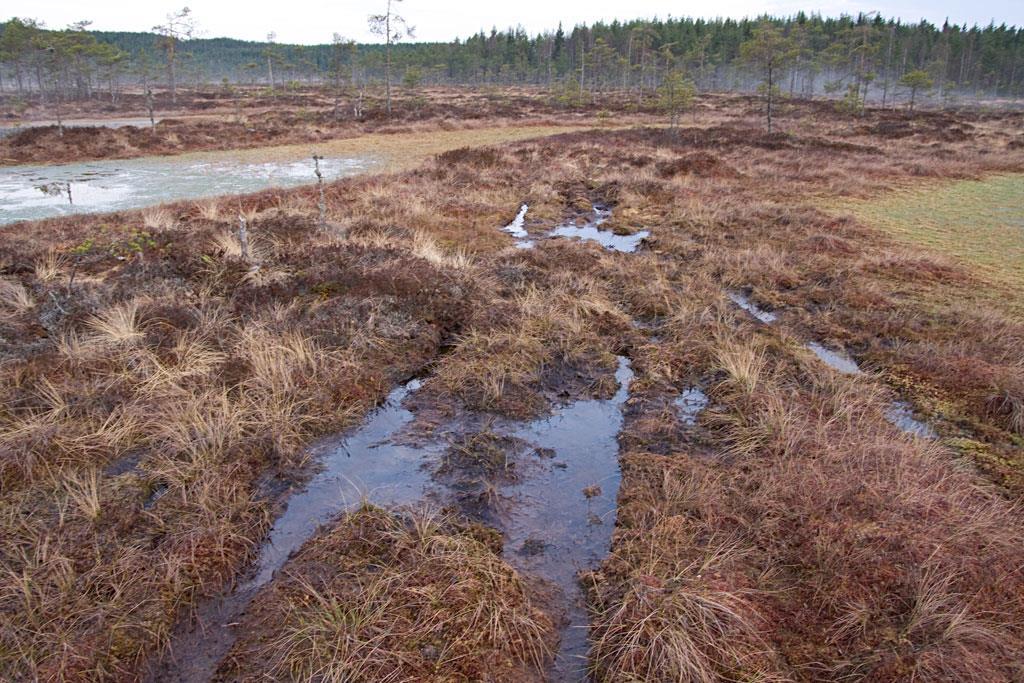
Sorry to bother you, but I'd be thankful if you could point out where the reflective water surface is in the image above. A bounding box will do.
[806,342,862,375]
[1,154,370,225]
[550,206,649,253]
[727,290,778,323]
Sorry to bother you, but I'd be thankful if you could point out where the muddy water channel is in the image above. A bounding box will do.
[156,359,635,681]
[501,357,633,678]
[0,153,371,225]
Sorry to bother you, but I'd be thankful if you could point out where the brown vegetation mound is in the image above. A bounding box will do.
[656,151,741,178]
[217,506,555,682]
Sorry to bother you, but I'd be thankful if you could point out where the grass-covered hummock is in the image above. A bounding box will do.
[217,506,555,681]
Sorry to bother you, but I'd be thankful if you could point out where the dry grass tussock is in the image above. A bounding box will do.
[410,230,475,270]
[589,540,777,683]
[0,278,34,314]
[141,207,176,231]
[85,299,144,345]
[33,249,65,282]
[219,506,555,682]
[195,198,223,221]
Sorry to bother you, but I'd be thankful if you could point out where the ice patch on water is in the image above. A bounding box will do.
[674,387,709,426]
[1,155,370,225]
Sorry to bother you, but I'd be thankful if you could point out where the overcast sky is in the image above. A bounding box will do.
[8,1,1023,44]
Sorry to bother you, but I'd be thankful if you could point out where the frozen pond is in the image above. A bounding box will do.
[0,154,372,225]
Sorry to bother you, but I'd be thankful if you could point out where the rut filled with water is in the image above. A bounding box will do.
[152,357,635,681]
[498,203,649,253]
[499,357,633,678]
[148,378,438,682]
[727,291,939,439]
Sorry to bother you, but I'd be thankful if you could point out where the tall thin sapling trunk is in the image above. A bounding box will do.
[145,87,156,132]
[264,32,276,92]
[153,7,196,106]
[368,0,414,116]
[740,22,795,134]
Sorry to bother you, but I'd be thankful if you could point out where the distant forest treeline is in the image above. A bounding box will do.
[2,12,1023,106]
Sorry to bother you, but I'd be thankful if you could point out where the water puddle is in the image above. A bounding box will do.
[802,345,937,437]
[246,379,438,589]
[500,203,535,249]
[674,387,709,426]
[885,400,938,438]
[156,359,635,680]
[805,342,862,375]
[549,207,649,253]
[503,203,529,238]
[720,290,937,444]
[1,154,370,225]
[727,291,777,323]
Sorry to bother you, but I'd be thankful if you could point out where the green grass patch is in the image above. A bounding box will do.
[831,174,1024,297]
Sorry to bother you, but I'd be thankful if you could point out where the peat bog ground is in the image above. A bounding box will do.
[0,86,663,167]
[1,93,1024,681]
